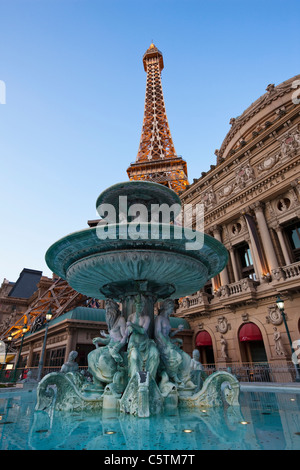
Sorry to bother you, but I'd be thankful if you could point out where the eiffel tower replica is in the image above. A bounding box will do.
[1,44,189,341]
[127,43,189,194]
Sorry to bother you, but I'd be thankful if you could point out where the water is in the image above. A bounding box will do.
[1,389,300,450]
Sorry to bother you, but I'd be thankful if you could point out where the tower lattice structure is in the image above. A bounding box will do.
[127,44,189,194]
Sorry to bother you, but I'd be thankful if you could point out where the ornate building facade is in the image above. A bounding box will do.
[176,74,300,376]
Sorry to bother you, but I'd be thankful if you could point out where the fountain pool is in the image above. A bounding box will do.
[1,388,300,450]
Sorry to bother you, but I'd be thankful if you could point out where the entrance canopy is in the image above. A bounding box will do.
[195,331,212,346]
[239,323,263,342]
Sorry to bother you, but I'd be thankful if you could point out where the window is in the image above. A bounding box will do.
[284,221,300,262]
[236,243,256,280]
[203,280,213,296]
[31,352,40,367]
[45,348,66,368]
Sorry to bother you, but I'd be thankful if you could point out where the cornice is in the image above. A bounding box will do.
[0,296,29,306]
[211,164,295,212]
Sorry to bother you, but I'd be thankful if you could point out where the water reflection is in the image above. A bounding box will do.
[27,404,247,450]
[1,390,300,450]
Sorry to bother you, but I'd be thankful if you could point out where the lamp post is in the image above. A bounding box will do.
[37,309,53,382]
[13,326,27,381]
[276,295,300,382]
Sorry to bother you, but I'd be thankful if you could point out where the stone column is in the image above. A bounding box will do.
[26,342,34,368]
[65,327,77,362]
[274,225,292,266]
[229,246,240,282]
[212,225,229,285]
[252,202,279,272]
[246,236,261,280]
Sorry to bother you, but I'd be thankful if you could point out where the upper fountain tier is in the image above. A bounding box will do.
[96,181,182,223]
[45,181,228,301]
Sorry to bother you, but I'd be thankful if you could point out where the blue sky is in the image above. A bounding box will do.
[0,0,299,282]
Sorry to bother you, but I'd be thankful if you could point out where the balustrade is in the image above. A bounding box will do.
[282,260,300,278]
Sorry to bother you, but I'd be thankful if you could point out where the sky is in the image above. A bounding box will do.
[0,0,299,282]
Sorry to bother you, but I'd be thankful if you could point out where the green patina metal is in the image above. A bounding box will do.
[37,180,239,418]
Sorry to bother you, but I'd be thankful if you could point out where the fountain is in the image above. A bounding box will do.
[35,180,240,417]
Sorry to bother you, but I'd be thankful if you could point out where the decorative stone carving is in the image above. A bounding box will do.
[242,313,249,322]
[256,152,280,173]
[231,222,242,236]
[202,188,216,208]
[220,335,228,359]
[215,316,231,334]
[278,127,300,158]
[235,163,255,189]
[266,83,275,94]
[195,291,208,305]
[218,183,234,199]
[271,267,286,281]
[273,327,287,357]
[179,297,190,309]
[276,197,291,212]
[218,285,230,298]
[275,106,286,117]
[272,190,297,216]
[266,305,283,325]
[241,278,255,291]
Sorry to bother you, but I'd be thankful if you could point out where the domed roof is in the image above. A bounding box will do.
[216,74,300,163]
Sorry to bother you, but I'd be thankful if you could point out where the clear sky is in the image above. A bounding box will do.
[0,0,299,282]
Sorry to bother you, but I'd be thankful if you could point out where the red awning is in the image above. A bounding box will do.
[195,331,212,347]
[239,323,263,342]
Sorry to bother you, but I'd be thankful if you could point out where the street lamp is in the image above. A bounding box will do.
[276,295,300,382]
[37,309,53,382]
[46,309,53,322]
[14,326,28,381]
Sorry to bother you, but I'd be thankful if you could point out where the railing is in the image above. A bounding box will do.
[0,362,298,386]
[0,366,89,385]
[177,279,260,313]
[282,260,300,279]
[202,361,298,383]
